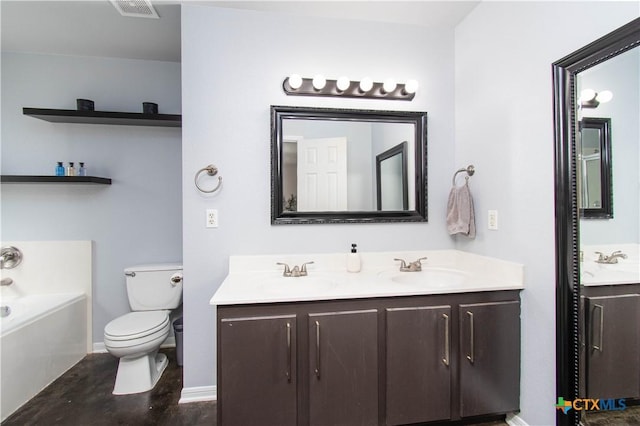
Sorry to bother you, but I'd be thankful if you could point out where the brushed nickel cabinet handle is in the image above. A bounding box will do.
[286,322,292,382]
[592,304,604,352]
[442,313,450,367]
[466,311,474,364]
[314,320,321,378]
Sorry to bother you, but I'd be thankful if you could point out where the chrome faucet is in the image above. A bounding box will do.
[394,257,427,272]
[277,261,315,277]
[595,250,628,264]
[0,246,23,270]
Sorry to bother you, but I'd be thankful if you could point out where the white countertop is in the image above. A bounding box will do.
[210,250,524,306]
[581,244,640,286]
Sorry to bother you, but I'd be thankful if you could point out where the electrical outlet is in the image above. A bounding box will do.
[488,210,498,230]
[206,209,219,228]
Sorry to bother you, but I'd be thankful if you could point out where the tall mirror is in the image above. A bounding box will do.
[554,18,640,426]
[271,106,427,224]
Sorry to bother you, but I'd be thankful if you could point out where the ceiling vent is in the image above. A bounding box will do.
[110,0,160,19]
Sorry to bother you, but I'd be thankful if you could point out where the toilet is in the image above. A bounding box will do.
[104,263,183,395]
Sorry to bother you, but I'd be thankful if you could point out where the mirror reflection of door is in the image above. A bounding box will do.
[376,142,408,211]
[293,137,348,212]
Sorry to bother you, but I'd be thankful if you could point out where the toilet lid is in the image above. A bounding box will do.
[104,311,170,341]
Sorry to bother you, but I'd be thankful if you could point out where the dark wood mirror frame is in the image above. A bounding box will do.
[553,17,640,426]
[579,117,613,219]
[271,106,428,225]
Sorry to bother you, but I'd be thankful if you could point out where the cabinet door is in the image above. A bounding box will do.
[459,300,520,418]
[308,309,378,426]
[586,294,640,399]
[386,305,452,425]
[219,314,296,426]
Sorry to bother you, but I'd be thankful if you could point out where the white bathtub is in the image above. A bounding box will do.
[0,293,87,422]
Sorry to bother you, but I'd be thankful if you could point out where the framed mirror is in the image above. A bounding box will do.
[376,141,408,211]
[271,106,427,224]
[553,17,640,426]
[578,117,612,218]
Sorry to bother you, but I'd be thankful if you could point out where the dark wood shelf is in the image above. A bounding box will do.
[23,107,181,127]
[1,175,112,185]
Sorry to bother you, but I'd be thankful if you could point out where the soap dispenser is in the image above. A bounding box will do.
[346,243,361,273]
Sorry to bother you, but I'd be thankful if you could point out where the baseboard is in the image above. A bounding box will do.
[179,385,217,404]
[92,337,176,354]
[506,413,529,426]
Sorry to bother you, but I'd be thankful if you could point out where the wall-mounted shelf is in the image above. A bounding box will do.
[1,175,112,185]
[23,107,181,127]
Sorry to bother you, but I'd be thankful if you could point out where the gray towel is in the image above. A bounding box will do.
[446,181,476,238]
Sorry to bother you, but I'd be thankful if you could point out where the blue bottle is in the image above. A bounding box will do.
[78,162,87,177]
[55,162,65,176]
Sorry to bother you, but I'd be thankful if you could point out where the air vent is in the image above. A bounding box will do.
[110,0,159,19]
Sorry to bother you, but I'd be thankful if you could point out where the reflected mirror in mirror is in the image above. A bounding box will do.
[271,106,427,224]
[578,117,612,218]
[376,142,408,211]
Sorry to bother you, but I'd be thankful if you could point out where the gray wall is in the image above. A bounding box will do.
[455,2,638,425]
[182,5,456,389]
[1,52,183,342]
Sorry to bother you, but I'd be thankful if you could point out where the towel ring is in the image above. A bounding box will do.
[195,164,223,193]
[452,165,475,186]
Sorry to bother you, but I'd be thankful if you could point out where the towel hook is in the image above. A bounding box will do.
[195,164,223,193]
[452,165,475,186]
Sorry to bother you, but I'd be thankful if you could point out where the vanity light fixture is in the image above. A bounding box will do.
[283,74,417,100]
[580,88,613,108]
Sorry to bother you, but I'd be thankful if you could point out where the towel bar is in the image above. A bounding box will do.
[195,164,223,193]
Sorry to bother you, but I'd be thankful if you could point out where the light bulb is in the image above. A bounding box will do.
[312,74,326,90]
[288,74,302,90]
[580,89,596,102]
[336,76,350,92]
[596,90,613,103]
[382,78,397,94]
[359,77,373,93]
[404,79,419,94]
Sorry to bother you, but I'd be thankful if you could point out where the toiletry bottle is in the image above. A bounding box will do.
[55,162,65,176]
[346,243,361,273]
[78,162,86,176]
[67,162,76,176]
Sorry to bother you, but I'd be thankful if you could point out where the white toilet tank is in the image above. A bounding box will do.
[125,263,183,311]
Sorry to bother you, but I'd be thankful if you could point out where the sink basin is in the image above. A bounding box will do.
[259,276,336,295]
[379,267,469,288]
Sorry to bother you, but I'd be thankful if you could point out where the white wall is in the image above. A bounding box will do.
[0,52,183,343]
[181,5,456,390]
[455,2,639,425]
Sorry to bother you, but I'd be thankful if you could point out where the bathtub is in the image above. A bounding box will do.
[0,293,87,422]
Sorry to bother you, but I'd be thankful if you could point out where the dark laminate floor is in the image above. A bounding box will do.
[583,405,640,426]
[2,348,509,426]
[2,349,215,426]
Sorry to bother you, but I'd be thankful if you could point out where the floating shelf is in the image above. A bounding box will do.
[1,175,112,185]
[23,107,181,127]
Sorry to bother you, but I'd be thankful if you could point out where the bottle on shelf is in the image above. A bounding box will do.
[78,162,87,176]
[55,162,65,176]
[66,162,76,176]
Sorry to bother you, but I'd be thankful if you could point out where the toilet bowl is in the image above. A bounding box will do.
[104,263,182,395]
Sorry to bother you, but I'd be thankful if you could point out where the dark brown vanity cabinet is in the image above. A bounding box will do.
[308,310,378,426]
[386,305,452,425]
[458,301,521,418]
[583,292,640,399]
[217,291,520,426]
[219,314,297,426]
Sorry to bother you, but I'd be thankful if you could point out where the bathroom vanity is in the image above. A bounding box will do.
[580,245,640,400]
[210,250,524,426]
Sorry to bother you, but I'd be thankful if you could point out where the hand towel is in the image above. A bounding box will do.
[446,181,476,238]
